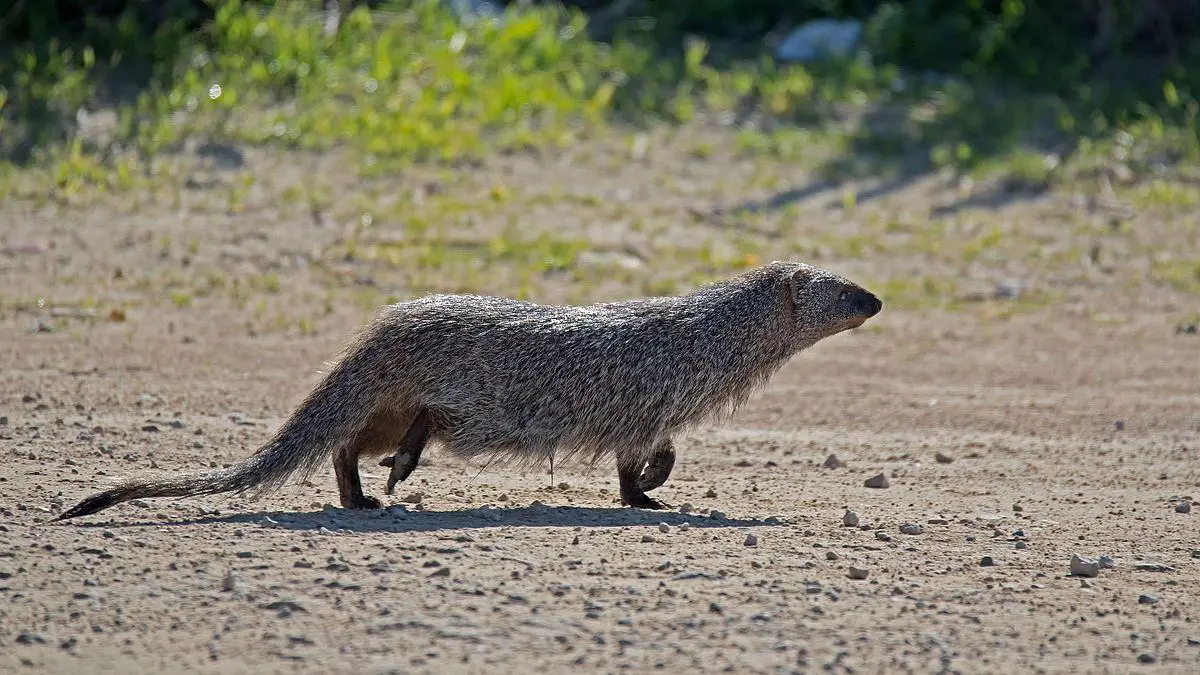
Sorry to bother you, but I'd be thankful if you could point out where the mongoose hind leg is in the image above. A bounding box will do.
[334,406,414,510]
[334,445,383,510]
[636,439,676,493]
[618,451,669,510]
[379,408,431,495]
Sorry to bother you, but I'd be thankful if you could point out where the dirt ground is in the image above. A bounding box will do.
[2,132,1199,674]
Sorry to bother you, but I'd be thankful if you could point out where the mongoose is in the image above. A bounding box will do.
[54,261,882,520]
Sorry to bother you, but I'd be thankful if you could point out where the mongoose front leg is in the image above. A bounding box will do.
[379,408,431,495]
[636,439,676,493]
[618,451,668,510]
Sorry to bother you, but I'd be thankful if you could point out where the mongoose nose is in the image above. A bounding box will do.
[857,290,882,317]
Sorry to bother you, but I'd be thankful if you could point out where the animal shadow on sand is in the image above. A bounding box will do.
[59,503,781,534]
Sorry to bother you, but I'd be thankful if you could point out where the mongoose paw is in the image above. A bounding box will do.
[621,493,669,510]
[636,444,677,493]
[385,451,419,495]
[343,494,383,510]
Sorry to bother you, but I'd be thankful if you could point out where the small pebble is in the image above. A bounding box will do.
[744,534,758,547]
[704,488,718,499]
[221,571,243,594]
[875,531,891,542]
[980,556,995,567]
[826,551,839,561]
[709,602,723,614]
[678,503,694,514]
[864,473,889,489]
[658,523,670,534]
[1012,503,1023,513]
[1176,501,1191,514]
[934,451,954,464]
[900,523,923,535]
[822,454,845,469]
[1099,555,1116,569]
[1114,420,1126,431]
[1015,541,1028,549]
[842,510,859,527]
[1138,594,1159,605]
[1070,554,1100,578]
[1137,653,1156,664]
[641,535,656,543]
[708,509,725,520]
[679,522,690,532]
[429,567,450,577]
[848,567,869,580]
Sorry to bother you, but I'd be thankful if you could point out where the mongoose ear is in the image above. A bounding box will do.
[788,266,812,290]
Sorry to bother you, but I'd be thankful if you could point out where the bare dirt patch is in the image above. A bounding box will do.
[2,134,1199,673]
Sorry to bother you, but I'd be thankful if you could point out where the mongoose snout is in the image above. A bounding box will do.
[854,289,883,318]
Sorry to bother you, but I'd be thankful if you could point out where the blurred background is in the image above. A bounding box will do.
[2,0,1198,326]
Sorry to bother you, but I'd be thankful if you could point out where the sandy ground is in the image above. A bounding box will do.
[2,134,1200,674]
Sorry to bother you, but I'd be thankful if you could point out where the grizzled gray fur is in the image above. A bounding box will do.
[56,260,882,520]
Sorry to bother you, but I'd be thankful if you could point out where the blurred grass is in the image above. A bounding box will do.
[0,0,1197,324]
[4,0,1197,204]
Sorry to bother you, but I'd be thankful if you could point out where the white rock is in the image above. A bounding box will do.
[775,20,863,64]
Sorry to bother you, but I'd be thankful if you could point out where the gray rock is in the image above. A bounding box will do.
[1098,555,1117,569]
[934,452,954,464]
[900,523,923,535]
[744,534,758,547]
[848,566,869,580]
[864,473,890,489]
[1176,501,1191,513]
[775,19,862,64]
[658,522,670,534]
[842,510,860,527]
[980,556,995,567]
[1138,594,1159,605]
[1070,554,1100,578]
[822,454,845,469]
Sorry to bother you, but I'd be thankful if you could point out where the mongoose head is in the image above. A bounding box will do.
[784,262,882,342]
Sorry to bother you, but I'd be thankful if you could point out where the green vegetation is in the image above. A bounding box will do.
[1,0,1196,329]
[4,0,1198,196]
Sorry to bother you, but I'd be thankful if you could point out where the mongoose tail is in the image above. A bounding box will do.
[54,325,396,521]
